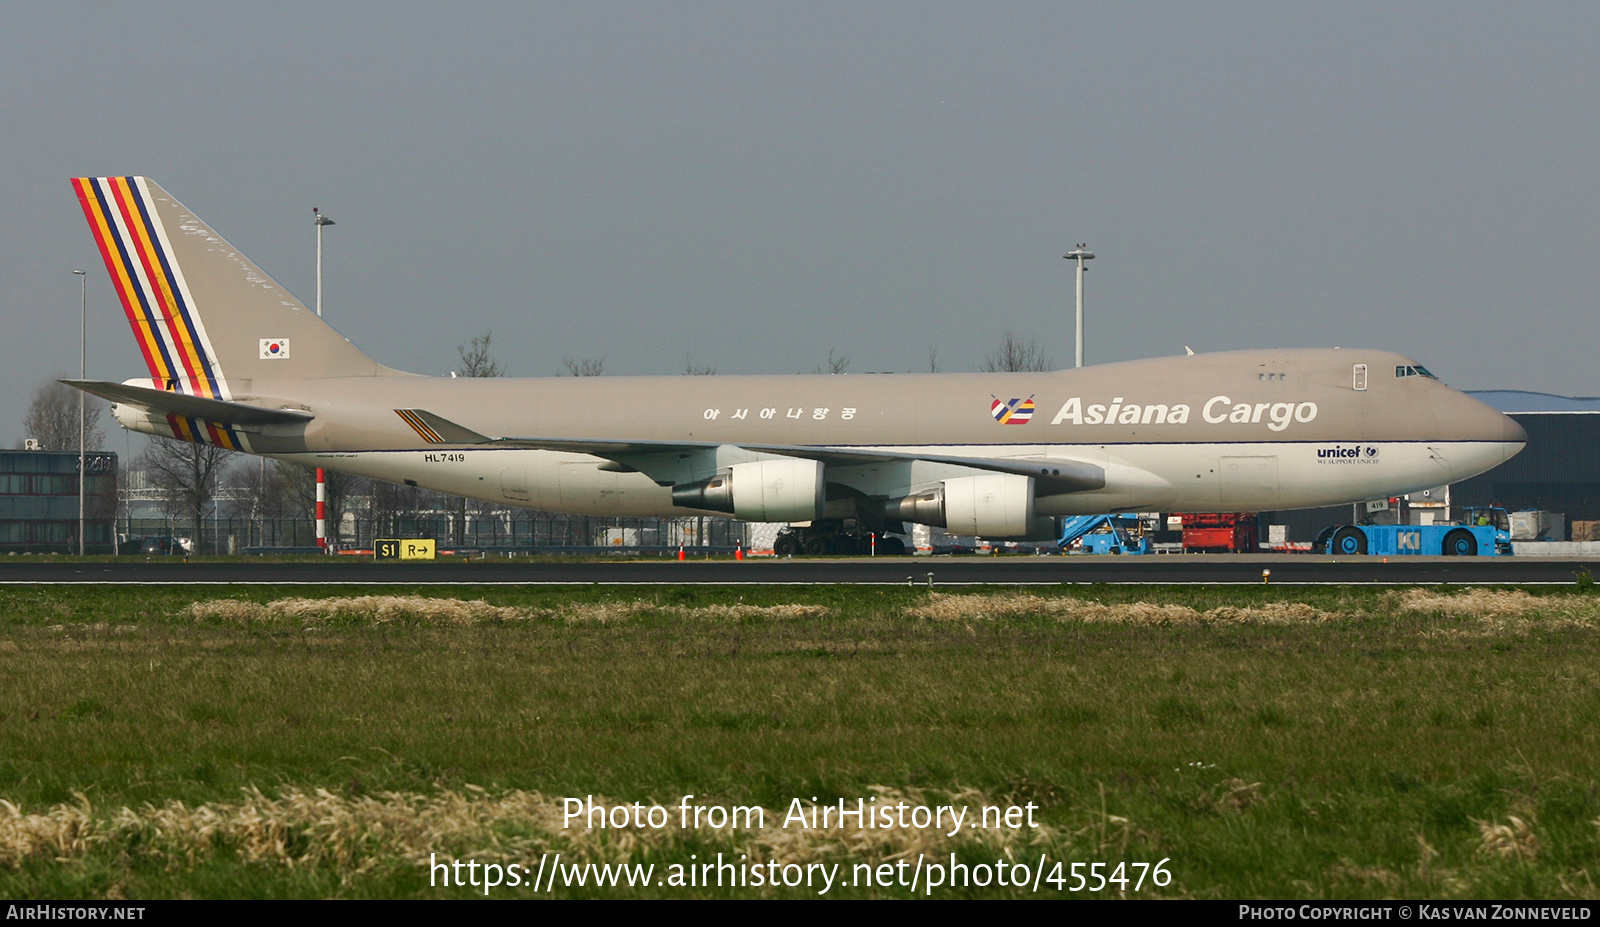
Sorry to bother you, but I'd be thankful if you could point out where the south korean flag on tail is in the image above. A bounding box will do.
[990,394,1036,425]
[259,339,290,359]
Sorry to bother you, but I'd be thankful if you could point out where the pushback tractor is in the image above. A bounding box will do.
[1313,507,1512,556]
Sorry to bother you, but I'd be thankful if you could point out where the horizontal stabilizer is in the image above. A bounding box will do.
[394,410,493,445]
[61,379,315,427]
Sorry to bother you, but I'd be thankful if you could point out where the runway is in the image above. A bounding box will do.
[1,555,1597,585]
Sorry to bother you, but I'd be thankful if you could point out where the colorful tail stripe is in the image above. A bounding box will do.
[165,414,245,451]
[990,395,1037,425]
[395,409,446,444]
[71,177,228,400]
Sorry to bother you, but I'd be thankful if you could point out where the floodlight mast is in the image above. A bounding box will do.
[74,269,87,556]
[1062,246,1100,369]
[1064,244,1094,368]
[313,207,335,318]
[311,207,336,552]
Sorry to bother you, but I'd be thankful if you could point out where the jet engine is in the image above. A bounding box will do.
[886,473,1054,539]
[670,458,825,522]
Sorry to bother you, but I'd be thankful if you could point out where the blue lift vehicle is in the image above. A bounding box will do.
[1314,506,1512,556]
[1059,514,1150,554]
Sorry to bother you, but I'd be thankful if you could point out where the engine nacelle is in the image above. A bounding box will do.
[943,473,1036,537]
[885,489,944,525]
[996,516,1062,542]
[670,458,825,522]
[888,473,1038,537]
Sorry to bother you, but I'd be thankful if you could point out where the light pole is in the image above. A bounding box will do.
[74,269,87,556]
[313,207,335,317]
[312,207,334,551]
[1063,244,1094,368]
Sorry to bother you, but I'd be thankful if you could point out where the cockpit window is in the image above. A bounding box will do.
[1394,365,1438,379]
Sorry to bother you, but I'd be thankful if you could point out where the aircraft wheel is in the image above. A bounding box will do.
[1331,526,1368,555]
[879,536,906,556]
[1442,529,1478,557]
[773,535,800,557]
[803,536,829,556]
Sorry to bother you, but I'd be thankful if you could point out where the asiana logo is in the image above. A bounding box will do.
[1317,445,1380,464]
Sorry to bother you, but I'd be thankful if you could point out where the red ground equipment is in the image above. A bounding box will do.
[1175,512,1258,552]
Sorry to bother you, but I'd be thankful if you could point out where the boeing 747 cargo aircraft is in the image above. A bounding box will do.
[65,177,1526,550]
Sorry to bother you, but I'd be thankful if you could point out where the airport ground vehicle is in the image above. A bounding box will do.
[1313,506,1511,556]
[1058,514,1149,554]
[1177,512,1258,552]
[132,536,192,555]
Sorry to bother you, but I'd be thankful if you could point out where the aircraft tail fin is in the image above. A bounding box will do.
[70,177,401,400]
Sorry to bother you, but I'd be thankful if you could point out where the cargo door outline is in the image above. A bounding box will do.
[500,467,530,502]
[1220,456,1279,507]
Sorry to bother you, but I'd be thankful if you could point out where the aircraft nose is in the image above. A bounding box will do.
[1463,394,1526,463]
[1501,412,1528,446]
[1433,387,1525,459]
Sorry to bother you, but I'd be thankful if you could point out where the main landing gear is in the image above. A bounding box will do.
[772,520,908,556]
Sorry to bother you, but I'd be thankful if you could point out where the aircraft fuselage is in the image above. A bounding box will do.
[113,347,1524,519]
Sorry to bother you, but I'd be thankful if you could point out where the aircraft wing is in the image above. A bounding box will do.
[63,379,315,427]
[490,435,1106,495]
[394,409,1105,494]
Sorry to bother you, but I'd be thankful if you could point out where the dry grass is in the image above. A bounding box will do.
[1327,859,1402,888]
[1211,779,1265,814]
[545,602,831,624]
[1394,589,1551,619]
[1,788,683,874]
[185,596,830,626]
[1474,815,1540,861]
[1,785,1035,876]
[0,796,97,869]
[905,593,1330,626]
[187,596,523,626]
[1391,589,1600,636]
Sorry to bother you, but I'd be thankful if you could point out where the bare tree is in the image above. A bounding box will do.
[926,346,941,373]
[21,381,105,450]
[139,437,234,553]
[369,478,441,540]
[223,457,294,548]
[226,458,291,521]
[561,356,606,376]
[980,330,1053,373]
[275,461,360,546]
[451,332,505,542]
[685,355,716,375]
[814,348,849,375]
[457,331,504,378]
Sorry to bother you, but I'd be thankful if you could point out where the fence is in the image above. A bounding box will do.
[119,511,750,555]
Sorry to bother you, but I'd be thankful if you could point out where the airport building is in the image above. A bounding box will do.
[0,449,118,553]
[1262,392,1600,543]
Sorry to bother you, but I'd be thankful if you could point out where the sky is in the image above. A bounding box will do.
[3,2,1598,448]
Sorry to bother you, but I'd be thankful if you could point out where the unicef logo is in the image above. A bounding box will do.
[1364,446,1379,458]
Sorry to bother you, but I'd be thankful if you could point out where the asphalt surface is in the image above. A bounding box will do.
[1,555,1597,585]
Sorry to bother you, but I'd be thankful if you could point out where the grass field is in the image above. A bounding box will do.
[2,582,1598,898]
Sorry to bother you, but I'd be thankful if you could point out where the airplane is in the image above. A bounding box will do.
[64,177,1526,554]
